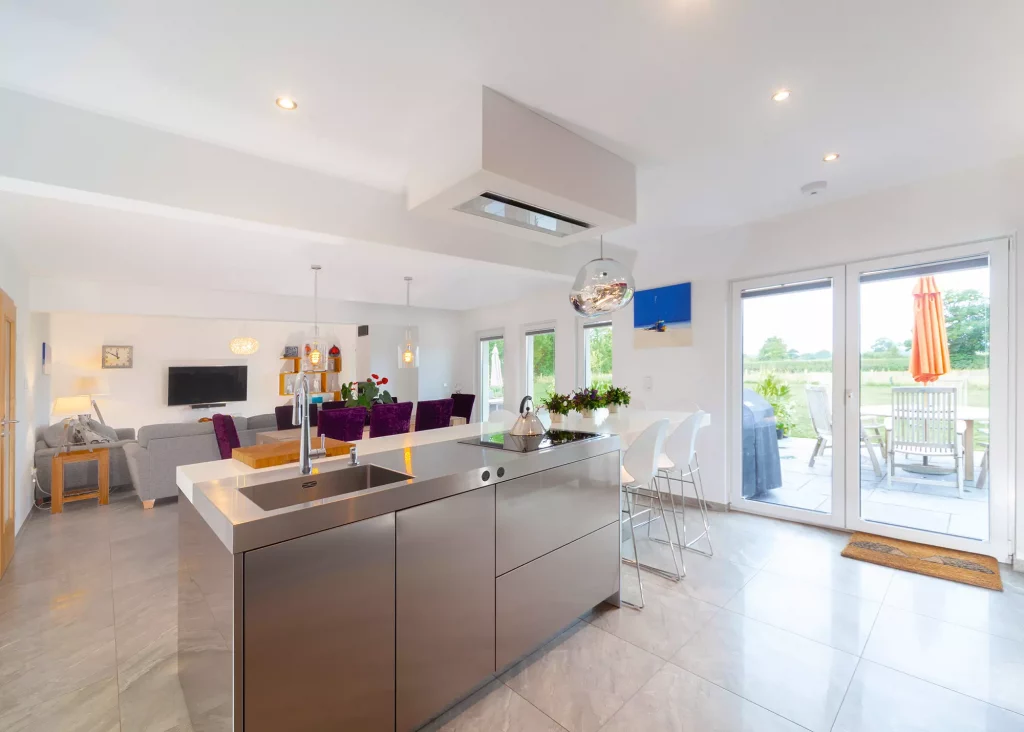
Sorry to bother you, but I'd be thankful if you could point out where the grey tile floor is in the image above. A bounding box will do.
[2,489,1023,731]
[751,437,990,540]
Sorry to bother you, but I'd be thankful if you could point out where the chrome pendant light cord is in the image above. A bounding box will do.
[312,264,321,337]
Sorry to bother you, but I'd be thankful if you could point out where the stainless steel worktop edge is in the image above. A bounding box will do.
[188,433,621,553]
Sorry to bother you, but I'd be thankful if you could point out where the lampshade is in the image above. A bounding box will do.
[73,375,109,396]
[52,395,93,417]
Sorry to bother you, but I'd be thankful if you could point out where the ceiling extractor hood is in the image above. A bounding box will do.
[407,87,636,245]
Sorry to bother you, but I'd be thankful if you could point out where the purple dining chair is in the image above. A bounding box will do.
[275,403,318,430]
[414,398,455,432]
[212,414,240,459]
[451,393,476,422]
[369,402,414,438]
[318,406,367,442]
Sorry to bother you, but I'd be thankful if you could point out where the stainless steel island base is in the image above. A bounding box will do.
[179,434,621,732]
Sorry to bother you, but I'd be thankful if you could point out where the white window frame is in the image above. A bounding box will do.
[522,321,557,405]
[476,329,504,421]
[577,320,613,389]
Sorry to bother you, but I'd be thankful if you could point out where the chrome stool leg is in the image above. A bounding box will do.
[620,486,645,609]
[682,455,714,557]
[621,481,683,582]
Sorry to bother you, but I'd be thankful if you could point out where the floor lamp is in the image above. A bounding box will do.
[72,375,110,425]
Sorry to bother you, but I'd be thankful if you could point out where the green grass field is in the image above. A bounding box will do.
[745,372,990,441]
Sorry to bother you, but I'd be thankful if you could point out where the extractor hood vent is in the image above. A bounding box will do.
[453,192,594,239]
[407,88,635,246]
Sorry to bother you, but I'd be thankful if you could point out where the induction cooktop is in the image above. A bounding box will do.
[457,429,602,453]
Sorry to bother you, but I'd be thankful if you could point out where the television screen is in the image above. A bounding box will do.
[168,366,248,406]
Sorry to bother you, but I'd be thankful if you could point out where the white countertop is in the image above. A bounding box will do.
[176,407,705,504]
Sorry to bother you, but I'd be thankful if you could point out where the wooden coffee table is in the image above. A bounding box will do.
[51,446,110,514]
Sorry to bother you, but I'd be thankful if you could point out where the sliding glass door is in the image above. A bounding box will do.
[844,241,1009,558]
[732,240,1010,560]
[479,335,505,418]
[731,266,847,529]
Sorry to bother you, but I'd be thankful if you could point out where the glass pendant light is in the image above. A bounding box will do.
[307,265,325,370]
[397,276,419,369]
[569,235,635,317]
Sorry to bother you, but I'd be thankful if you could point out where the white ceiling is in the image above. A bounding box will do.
[0,192,566,310]
[4,0,1023,235]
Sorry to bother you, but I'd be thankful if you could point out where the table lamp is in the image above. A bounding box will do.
[73,375,110,425]
[51,394,94,453]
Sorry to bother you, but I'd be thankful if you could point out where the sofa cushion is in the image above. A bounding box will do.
[138,422,213,449]
[246,413,277,431]
[87,419,119,442]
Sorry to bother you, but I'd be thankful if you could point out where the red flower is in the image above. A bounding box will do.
[375,380,383,386]
[366,377,373,383]
[371,373,380,380]
[381,377,388,385]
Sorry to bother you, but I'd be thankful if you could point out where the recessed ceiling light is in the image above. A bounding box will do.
[823,152,840,162]
[771,89,791,102]
[275,96,298,111]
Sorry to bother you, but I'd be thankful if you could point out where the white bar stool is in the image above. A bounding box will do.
[620,419,681,610]
[656,410,713,557]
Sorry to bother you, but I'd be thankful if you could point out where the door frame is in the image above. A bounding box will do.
[843,238,1013,561]
[1,287,16,578]
[728,265,848,530]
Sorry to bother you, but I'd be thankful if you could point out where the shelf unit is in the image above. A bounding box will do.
[279,355,343,401]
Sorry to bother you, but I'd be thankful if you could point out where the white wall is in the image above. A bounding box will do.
[460,156,1024,564]
[0,250,37,533]
[47,313,359,430]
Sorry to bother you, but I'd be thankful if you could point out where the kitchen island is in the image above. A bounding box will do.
[177,414,636,732]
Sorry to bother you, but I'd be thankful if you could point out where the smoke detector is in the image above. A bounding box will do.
[801,180,828,197]
[407,87,636,245]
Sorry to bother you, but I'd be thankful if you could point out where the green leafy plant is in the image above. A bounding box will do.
[753,372,795,435]
[571,387,603,412]
[341,374,393,408]
[540,392,571,416]
[601,385,631,407]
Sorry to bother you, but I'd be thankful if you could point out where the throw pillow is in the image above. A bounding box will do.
[41,422,68,448]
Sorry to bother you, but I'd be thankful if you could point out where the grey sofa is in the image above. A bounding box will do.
[123,414,277,507]
[34,424,137,499]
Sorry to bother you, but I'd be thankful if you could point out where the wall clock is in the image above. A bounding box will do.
[102,345,133,369]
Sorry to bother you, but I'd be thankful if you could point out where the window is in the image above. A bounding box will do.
[479,335,505,417]
[525,327,556,404]
[583,322,612,390]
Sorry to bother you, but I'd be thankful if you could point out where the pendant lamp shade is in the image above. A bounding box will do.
[570,236,635,317]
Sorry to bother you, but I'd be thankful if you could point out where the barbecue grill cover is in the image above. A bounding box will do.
[741,388,783,497]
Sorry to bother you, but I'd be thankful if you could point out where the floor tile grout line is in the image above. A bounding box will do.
[853,654,1024,720]
[662,657,817,732]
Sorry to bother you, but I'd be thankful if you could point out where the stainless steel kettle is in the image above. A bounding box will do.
[509,396,547,437]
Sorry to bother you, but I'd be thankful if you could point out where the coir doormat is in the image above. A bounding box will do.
[841,532,1002,591]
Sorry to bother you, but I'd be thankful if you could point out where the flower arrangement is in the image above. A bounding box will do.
[341,373,392,409]
[601,385,631,412]
[539,392,572,422]
[571,387,603,417]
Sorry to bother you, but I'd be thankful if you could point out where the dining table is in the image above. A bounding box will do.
[257,415,468,444]
[860,403,989,482]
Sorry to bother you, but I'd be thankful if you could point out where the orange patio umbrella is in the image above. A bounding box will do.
[908,275,951,383]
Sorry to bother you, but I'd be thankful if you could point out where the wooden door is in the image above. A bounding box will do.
[0,288,15,578]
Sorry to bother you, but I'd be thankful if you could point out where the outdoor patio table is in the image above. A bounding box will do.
[860,404,989,482]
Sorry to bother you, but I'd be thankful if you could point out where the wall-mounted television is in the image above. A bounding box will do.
[168,366,248,406]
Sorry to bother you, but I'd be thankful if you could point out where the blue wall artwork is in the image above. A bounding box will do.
[633,282,692,348]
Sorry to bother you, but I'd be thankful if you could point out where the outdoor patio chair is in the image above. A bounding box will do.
[889,386,963,497]
[806,385,887,477]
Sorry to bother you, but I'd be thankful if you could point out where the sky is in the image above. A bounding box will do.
[742,266,990,358]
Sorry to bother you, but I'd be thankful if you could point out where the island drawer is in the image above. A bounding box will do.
[495,451,619,575]
[495,521,619,670]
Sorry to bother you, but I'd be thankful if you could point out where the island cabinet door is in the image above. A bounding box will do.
[496,450,620,575]
[396,485,496,732]
[243,513,396,732]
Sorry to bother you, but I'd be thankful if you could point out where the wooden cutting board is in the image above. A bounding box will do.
[232,438,355,469]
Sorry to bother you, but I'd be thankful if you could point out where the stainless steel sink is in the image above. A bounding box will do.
[239,464,414,511]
